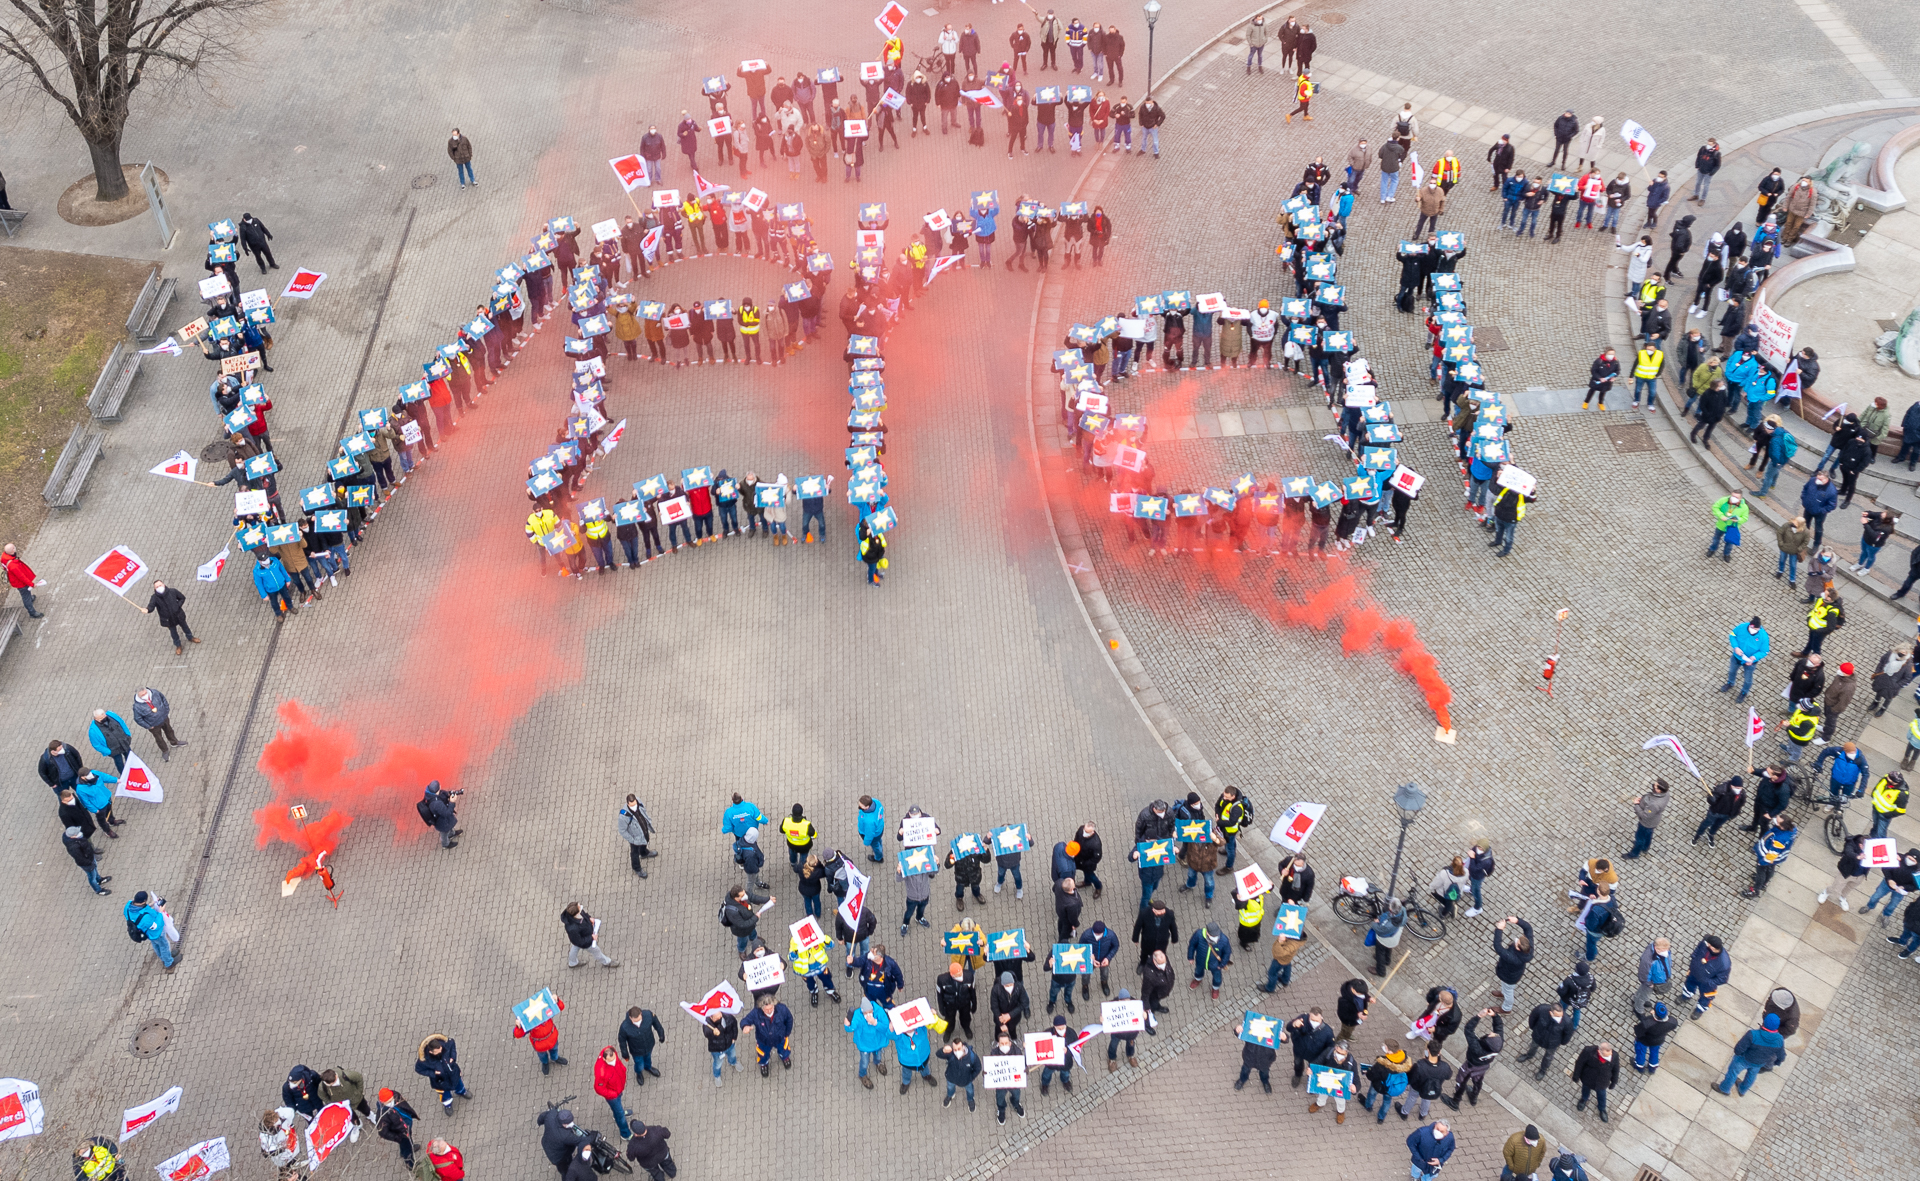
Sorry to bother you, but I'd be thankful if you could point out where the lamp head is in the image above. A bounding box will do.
[1143,0,1161,27]
[1392,782,1427,823]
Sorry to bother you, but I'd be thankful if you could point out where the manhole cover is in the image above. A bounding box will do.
[1605,423,1659,453]
[411,173,438,190]
[1475,325,1511,352]
[1318,11,1348,23]
[131,1019,173,1059]
[199,437,232,464]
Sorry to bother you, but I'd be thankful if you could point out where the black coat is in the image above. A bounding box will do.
[63,831,97,868]
[1571,1045,1620,1089]
[1277,861,1316,903]
[59,798,96,838]
[1492,920,1534,984]
[1139,959,1176,1004]
[1695,383,1729,423]
[1131,907,1179,953]
[1072,828,1104,870]
[1337,981,1372,1027]
[937,969,977,1013]
[619,1010,666,1058]
[1409,1057,1453,1098]
[1633,1010,1679,1047]
[239,216,273,251]
[413,1041,463,1092]
[562,909,596,948]
[989,981,1030,1022]
[1460,1015,1504,1066]
[1134,804,1174,843]
[537,1110,586,1169]
[1527,1004,1572,1047]
[147,587,189,626]
[1286,1016,1334,1060]
[426,790,458,833]
[38,745,82,788]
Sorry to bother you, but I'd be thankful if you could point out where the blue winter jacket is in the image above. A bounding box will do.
[892,1025,932,1068]
[1728,624,1770,665]
[1733,1026,1786,1066]
[1051,841,1078,882]
[1812,745,1869,790]
[251,557,290,596]
[125,901,166,941]
[722,800,768,838]
[1799,477,1839,516]
[89,711,133,758]
[857,800,886,842]
[846,1000,892,1052]
[75,770,117,813]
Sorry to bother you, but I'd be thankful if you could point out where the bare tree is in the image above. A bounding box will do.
[0,1,272,201]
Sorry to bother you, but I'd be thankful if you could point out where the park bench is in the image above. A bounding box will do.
[87,339,143,421]
[43,421,105,508]
[0,606,22,665]
[0,208,26,239]
[126,267,176,340]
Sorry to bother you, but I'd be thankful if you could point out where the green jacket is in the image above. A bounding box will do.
[1713,497,1749,532]
[1859,406,1891,444]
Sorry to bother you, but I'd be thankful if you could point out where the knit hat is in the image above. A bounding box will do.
[1704,934,1725,953]
[1652,1002,1668,1020]
[1763,1014,1780,1031]
[1000,971,1014,986]
[1524,1126,1539,1143]
[1840,662,1855,675]
[64,826,83,838]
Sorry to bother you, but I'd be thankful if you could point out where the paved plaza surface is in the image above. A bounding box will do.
[2,0,1920,1179]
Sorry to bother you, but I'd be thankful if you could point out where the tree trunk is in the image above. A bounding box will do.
[88,135,129,202]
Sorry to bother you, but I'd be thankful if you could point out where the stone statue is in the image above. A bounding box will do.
[1810,141,1871,224]
[1872,308,1920,378]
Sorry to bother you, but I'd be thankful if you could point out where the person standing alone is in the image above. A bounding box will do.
[447,128,476,188]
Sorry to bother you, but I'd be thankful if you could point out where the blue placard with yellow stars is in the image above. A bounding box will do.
[1171,493,1206,519]
[234,523,266,549]
[1239,1012,1281,1047]
[1362,403,1394,423]
[244,452,279,479]
[1282,193,1315,216]
[1282,476,1313,498]
[1133,496,1168,520]
[1308,1064,1355,1099]
[854,390,887,413]
[1051,943,1094,975]
[971,190,999,215]
[1135,838,1174,866]
[1134,293,1163,316]
[1366,423,1404,444]
[1437,230,1466,251]
[991,824,1030,855]
[1067,323,1099,346]
[755,484,785,508]
[846,334,880,357]
[849,370,883,389]
[549,215,578,234]
[681,466,713,489]
[579,498,609,521]
[898,845,938,876]
[495,263,523,284]
[1113,413,1147,435]
[208,242,238,264]
[1437,292,1466,314]
[1295,221,1328,242]
[849,410,884,430]
[986,929,1029,961]
[950,832,987,859]
[796,475,830,499]
[208,218,237,240]
[579,314,611,337]
[1203,488,1236,511]
[613,499,647,525]
[207,316,242,341]
[1289,325,1317,348]
[1174,817,1214,845]
[247,305,276,326]
[1066,85,1092,103]
[1279,298,1313,320]
[1474,439,1510,464]
[298,485,335,510]
[358,407,389,431]
[847,446,879,470]
[1272,904,1310,940]
[264,523,299,547]
[1054,348,1083,371]
[945,927,984,957]
[513,987,560,1033]
[1456,361,1486,386]
[852,357,885,372]
[1342,476,1376,501]
[236,383,268,408]
[326,455,359,480]
[1432,272,1462,293]
[1310,481,1340,509]
[1360,447,1397,472]
[857,202,888,228]
[343,485,375,508]
[1444,344,1476,365]
[637,474,669,499]
[342,431,374,456]
[314,509,350,532]
[849,476,886,504]
[1232,472,1259,497]
[863,506,898,533]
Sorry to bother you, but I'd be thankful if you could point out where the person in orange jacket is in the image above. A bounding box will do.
[513,996,568,1073]
[1286,71,1314,123]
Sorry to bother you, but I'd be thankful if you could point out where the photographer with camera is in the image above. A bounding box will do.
[419,780,464,849]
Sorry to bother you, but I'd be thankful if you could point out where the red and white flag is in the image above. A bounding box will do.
[1233,862,1275,900]
[116,751,165,804]
[88,546,149,596]
[609,153,648,192]
[139,337,183,357]
[279,269,326,300]
[639,225,663,261]
[1269,801,1328,852]
[1619,119,1657,166]
[1746,709,1766,748]
[1643,734,1702,779]
[680,981,744,1023]
[838,861,871,930]
[692,170,728,200]
[599,419,627,455]
[0,1079,45,1142]
[302,1103,354,1172]
[150,451,199,482]
[1065,1025,1101,1068]
[873,0,908,37]
[789,915,827,952]
[197,545,230,583]
[156,1137,231,1181]
[926,253,969,283]
[119,1086,182,1142]
[961,87,1003,110]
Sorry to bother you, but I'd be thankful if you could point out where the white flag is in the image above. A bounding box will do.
[1746,709,1766,748]
[1405,150,1423,188]
[116,751,165,804]
[1270,801,1328,851]
[119,1085,183,1142]
[150,451,199,482]
[138,337,183,357]
[837,861,872,931]
[154,1137,230,1180]
[0,1079,45,1142]
[1619,119,1656,166]
[926,253,969,283]
[1642,734,1701,779]
[87,546,150,596]
[197,545,231,583]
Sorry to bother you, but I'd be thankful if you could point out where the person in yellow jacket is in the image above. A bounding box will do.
[1631,343,1665,410]
[1796,587,1845,657]
[737,298,763,365]
[780,804,817,871]
[907,238,928,285]
[558,517,587,576]
[787,928,841,1006]
[1870,772,1909,837]
[1707,490,1747,561]
[682,196,709,255]
[1286,70,1314,122]
[1779,700,1822,763]
[581,513,613,572]
[945,916,989,971]
[526,506,560,574]
[1234,882,1267,950]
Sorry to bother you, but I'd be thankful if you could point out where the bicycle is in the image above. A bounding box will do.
[1793,769,1855,854]
[1330,877,1448,942]
[544,1097,633,1175]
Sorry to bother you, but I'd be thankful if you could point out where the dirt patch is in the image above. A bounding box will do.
[0,247,153,546]
[57,165,169,227]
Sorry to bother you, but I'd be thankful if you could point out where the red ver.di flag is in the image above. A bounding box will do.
[280,269,326,299]
[0,1079,45,1142]
[837,861,871,930]
[1269,801,1328,851]
[116,751,165,804]
[680,981,744,1023]
[120,1085,183,1141]
[609,154,648,192]
[874,0,908,37]
[303,1102,354,1171]
[88,546,149,595]
[156,1137,231,1181]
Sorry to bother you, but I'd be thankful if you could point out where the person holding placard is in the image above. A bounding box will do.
[986,1034,1027,1123]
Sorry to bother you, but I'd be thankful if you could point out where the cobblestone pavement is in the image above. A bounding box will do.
[3,1,1920,1180]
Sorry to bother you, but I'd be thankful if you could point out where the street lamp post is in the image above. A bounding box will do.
[1143,0,1161,97]
[1384,782,1427,899]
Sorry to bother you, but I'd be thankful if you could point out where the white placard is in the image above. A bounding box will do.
[1864,836,1899,868]
[401,420,423,446]
[1494,465,1537,496]
[1751,300,1798,372]
[857,229,884,250]
[982,1054,1028,1089]
[925,208,951,232]
[1076,391,1109,414]
[1233,862,1275,900]
[888,997,935,1034]
[1388,466,1426,497]
[234,489,269,516]
[197,274,232,300]
[652,188,682,210]
[155,1137,231,1180]
[899,816,938,846]
[1196,292,1226,313]
[1099,999,1145,1032]
[592,218,621,243]
[0,1079,43,1142]
[789,915,827,952]
[1116,317,1149,340]
[1024,1031,1067,1067]
[742,955,785,992]
[118,1086,182,1142]
[239,289,271,312]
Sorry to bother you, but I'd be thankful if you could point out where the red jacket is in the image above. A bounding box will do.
[247,399,273,437]
[2,553,33,589]
[429,1144,465,1179]
[1577,173,1605,203]
[427,377,452,407]
[593,1050,626,1099]
[689,485,714,515]
[512,998,565,1051]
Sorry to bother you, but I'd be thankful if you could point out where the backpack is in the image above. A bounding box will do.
[416,797,437,828]
[1600,907,1626,938]
[719,904,733,929]
[126,913,148,943]
[1775,431,1799,462]
[1395,118,1412,138]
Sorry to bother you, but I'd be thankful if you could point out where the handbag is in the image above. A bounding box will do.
[1364,928,1377,947]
